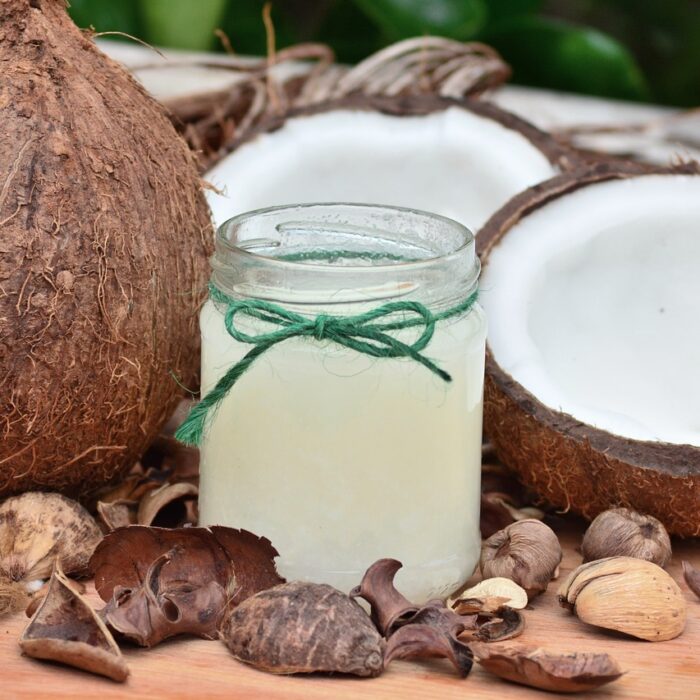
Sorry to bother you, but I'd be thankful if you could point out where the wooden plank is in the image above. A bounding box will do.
[2,518,698,700]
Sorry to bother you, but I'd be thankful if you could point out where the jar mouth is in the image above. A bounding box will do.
[212,203,479,307]
[217,203,473,268]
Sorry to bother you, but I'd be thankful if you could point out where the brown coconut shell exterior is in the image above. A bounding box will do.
[478,161,700,536]
[212,94,581,172]
[0,0,212,497]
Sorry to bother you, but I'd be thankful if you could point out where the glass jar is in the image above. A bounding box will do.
[196,203,486,602]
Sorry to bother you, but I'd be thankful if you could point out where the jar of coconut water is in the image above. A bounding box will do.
[180,203,486,602]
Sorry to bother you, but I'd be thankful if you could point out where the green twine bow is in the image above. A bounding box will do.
[175,285,478,446]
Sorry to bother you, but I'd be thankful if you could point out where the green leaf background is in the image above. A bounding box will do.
[68,0,699,106]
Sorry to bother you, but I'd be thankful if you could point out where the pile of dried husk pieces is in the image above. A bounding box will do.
[2,427,696,691]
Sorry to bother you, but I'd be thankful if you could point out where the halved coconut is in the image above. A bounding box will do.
[204,95,576,233]
[478,162,700,536]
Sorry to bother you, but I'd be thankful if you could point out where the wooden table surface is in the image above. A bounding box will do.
[2,517,698,699]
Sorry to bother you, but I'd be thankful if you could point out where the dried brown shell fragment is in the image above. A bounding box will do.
[581,508,672,567]
[480,493,545,539]
[146,400,201,482]
[97,501,134,531]
[90,526,283,646]
[95,461,198,531]
[20,563,128,682]
[349,558,418,635]
[102,551,227,647]
[471,642,623,693]
[558,557,687,641]
[384,623,473,676]
[136,482,199,527]
[90,525,282,604]
[480,519,562,598]
[471,606,525,642]
[0,493,102,615]
[682,561,700,600]
[221,582,384,677]
[94,469,162,507]
[383,602,474,676]
[25,580,86,619]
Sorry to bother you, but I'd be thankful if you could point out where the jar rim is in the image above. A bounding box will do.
[212,202,479,308]
[216,202,474,270]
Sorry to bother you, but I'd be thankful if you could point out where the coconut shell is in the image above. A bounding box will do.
[0,0,212,496]
[478,161,700,536]
[217,93,579,173]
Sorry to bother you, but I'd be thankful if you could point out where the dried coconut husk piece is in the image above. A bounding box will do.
[90,526,283,646]
[96,474,198,531]
[20,563,128,682]
[384,603,475,676]
[558,557,687,641]
[0,493,102,616]
[221,582,384,677]
[94,467,161,530]
[349,558,419,635]
[350,559,475,675]
[471,642,623,693]
[682,561,700,600]
[102,551,227,646]
[136,482,199,527]
[379,596,521,671]
[384,623,473,676]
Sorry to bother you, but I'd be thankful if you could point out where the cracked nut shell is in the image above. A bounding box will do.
[558,557,687,641]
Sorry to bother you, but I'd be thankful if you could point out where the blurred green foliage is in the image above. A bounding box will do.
[68,0,699,106]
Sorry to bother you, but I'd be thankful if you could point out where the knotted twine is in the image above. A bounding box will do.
[176,284,478,446]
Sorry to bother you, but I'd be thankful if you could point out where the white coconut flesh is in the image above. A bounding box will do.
[481,174,700,447]
[205,107,558,232]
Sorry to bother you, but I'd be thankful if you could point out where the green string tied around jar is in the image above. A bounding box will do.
[175,284,478,446]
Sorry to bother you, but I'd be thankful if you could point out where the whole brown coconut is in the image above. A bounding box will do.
[0,0,212,496]
[478,161,700,536]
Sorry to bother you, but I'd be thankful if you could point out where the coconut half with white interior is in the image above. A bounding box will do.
[478,162,700,536]
[204,95,577,233]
